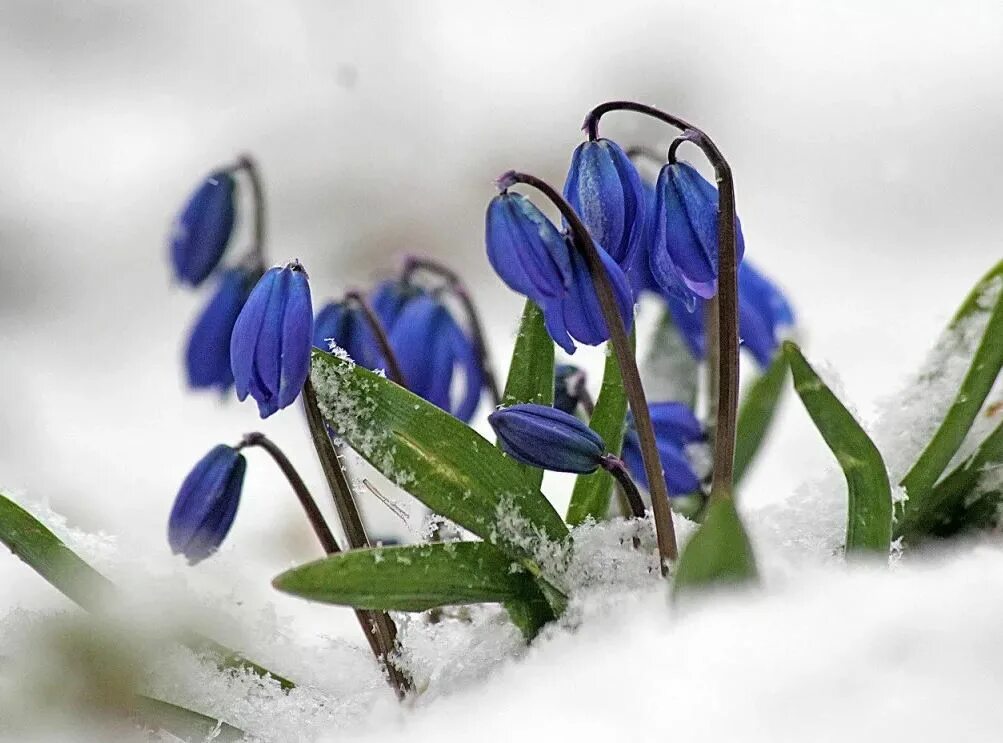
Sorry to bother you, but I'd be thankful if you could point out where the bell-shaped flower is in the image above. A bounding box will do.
[489,403,606,474]
[649,161,745,301]
[313,301,381,369]
[370,279,418,330]
[230,261,313,418]
[170,170,237,287]
[168,444,246,564]
[563,139,646,270]
[185,267,256,393]
[622,402,703,496]
[553,364,587,415]
[388,294,483,422]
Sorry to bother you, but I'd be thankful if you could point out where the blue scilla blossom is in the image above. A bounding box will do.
[230,261,313,418]
[649,161,745,301]
[185,267,256,393]
[563,139,646,270]
[489,403,606,474]
[370,279,417,329]
[388,294,483,422]
[485,192,634,355]
[170,170,237,287]
[313,301,381,368]
[622,402,703,496]
[554,364,586,415]
[168,444,246,564]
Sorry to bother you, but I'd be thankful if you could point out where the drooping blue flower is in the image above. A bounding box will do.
[649,161,745,301]
[170,170,237,287]
[485,192,635,355]
[168,444,246,564]
[388,294,483,422]
[563,139,646,269]
[622,402,703,496]
[185,267,256,392]
[312,301,381,368]
[489,403,606,474]
[370,279,419,330]
[230,261,313,418]
[554,364,587,415]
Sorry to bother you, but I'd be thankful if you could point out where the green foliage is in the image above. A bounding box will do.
[672,496,758,596]
[784,343,892,553]
[133,696,244,742]
[734,352,789,487]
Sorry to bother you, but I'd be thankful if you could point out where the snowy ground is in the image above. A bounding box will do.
[2,1,1003,741]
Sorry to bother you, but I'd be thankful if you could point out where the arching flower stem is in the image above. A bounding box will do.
[232,154,267,273]
[343,290,408,387]
[599,454,645,518]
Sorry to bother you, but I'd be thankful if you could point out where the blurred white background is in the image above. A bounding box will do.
[1,0,1001,615]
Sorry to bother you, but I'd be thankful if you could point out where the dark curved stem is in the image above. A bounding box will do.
[600,455,646,518]
[234,154,267,272]
[343,290,407,387]
[573,374,595,417]
[498,171,678,568]
[402,256,501,406]
[585,101,739,503]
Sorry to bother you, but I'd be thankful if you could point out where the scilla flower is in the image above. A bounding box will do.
[388,294,482,422]
[230,261,313,418]
[170,170,237,287]
[168,444,246,563]
[313,301,380,367]
[622,402,703,496]
[489,403,605,474]
[563,139,646,271]
[649,160,745,301]
[185,267,256,392]
[485,191,633,354]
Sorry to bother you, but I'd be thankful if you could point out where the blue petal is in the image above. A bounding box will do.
[489,403,605,473]
[621,433,700,497]
[541,298,576,355]
[230,268,279,402]
[170,171,236,287]
[277,267,313,412]
[649,165,704,304]
[389,295,442,401]
[665,162,718,293]
[168,445,246,563]
[647,402,704,447]
[561,242,635,348]
[667,295,706,359]
[186,267,252,392]
[450,318,484,422]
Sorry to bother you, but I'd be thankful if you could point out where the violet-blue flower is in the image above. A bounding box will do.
[622,402,703,496]
[185,267,255,393]
[169,170,236,287]
[313,301,381,368]
[488,403,606,474]
[168,444,246,564]
[230,261,313,418]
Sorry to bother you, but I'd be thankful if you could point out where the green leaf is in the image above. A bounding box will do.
[499,300,555,490]
[310,349,570,576]
[132,695,244,742]
[672,497,758,596]
[566,336,631,525]
[273,541,555,639]
[784,342,892,553]
[0,492,295,690]
[642,305,699,410]
[734,353,789,487]
[900,260,1003,503]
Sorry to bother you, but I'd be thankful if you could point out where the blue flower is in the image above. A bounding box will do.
[388,294,483,422]
[370,279,418,329]
[230,261,313,418]
[485,191,634,355]
[649,161,745,301]
[185,267,256,392]
[170,170,237,287]
[312,301,381,368]
[168,444,246,564]
[563,139,646,269]
[622,402,703,496]
[554,364,586,415]
[488,403,606,474]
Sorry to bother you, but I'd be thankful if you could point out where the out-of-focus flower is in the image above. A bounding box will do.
[230,261,313,418]
[388,294,483,422]
[185,267,256,392]
[313,301,380,368]
[169,170,237,287]
[168,444,246,563]
[622,402,703,496]
[488,403,605,474]
[553,364,587,416]
[370,279,419,329]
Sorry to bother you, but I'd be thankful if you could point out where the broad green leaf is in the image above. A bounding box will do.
[641,305,699,409]
[734,353,789,487]
[133,696,244,742]
[672,496,758,596]
[499,300,554,490]
[310,349,570,577]
[273,541,555,639]
[0,492,294,690]
[566,335,632,525]
[784,343,892,553]
[900,260,1003,503]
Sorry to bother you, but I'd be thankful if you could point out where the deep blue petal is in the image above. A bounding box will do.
[665,162,718,293]
[389,295,443,400]
[185,267,253,392]
[488,403,605,474]
[277,267,313,412]
[561,242,635,348]
[541,298,576,355]
[667,295,706,359]
[230,267,278,402]
[170,171,236,287]
[649,165,704,304]
[450,319,484,422]
[168,445,246,563]
[370,280,417,330]
[253,266,290,401]
[621,431,700,497]
[647,402,704,447]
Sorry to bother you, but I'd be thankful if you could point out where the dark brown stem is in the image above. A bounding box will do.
[234,154,267,272]
[585,101,739,503]
[600,455,646,518]
[402,256,501,406]
[301,380,411,698]
[498,171,678,568]
[343,290,407,387]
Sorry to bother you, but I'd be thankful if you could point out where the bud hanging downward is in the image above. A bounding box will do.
[185,267,256,392]
[169,170,237,287]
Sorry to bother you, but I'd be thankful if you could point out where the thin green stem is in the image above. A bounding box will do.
[343,290,407,387]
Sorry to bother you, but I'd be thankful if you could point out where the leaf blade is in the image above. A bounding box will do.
[672,497,758,596]
[733,352,789,487]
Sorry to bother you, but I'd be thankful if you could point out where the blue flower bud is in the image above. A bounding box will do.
[622,402,703,496]
[488,403,606,474]
[168,444,246,564]
[230,261,313,418]
[553,364,586,415]
[170,170,237,287]
[312,301,381,368]
[563,139,646,269]
[370,279,419,330]
[185,267,256,392]
[649,161,745,300]
[388,294,483,422]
